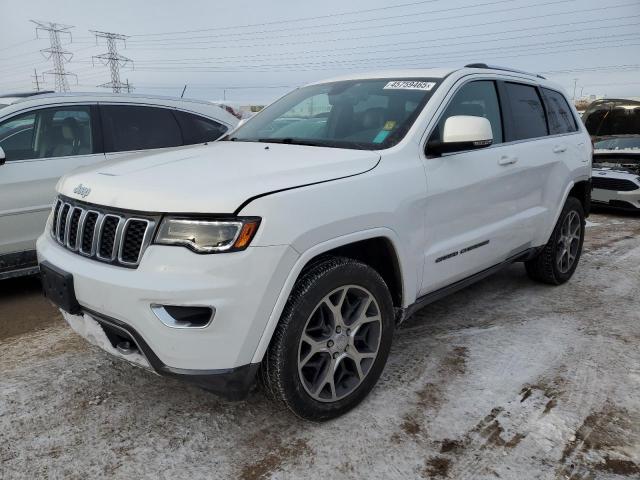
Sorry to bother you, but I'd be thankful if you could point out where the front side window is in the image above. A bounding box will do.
[542,88,577,135]
[0,106,93,161]
[227,78,440,150]
[100,105,182,152]
[430,80,503,145]
[175,111,228,144]
[504,82,548,140]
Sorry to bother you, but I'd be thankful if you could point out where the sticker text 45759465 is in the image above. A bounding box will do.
[383,80,436,91]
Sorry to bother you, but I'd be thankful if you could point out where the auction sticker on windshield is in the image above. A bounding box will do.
[383,80,436,91]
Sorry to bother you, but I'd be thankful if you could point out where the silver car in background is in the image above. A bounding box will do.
[0,93,238,279]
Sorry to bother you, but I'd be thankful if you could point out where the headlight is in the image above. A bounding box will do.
[155,217,260,253]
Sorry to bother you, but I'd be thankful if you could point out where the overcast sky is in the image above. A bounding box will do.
[1,0,639,104]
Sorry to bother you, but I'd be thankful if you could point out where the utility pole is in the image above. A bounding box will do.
[31,20,77,92]
[32,68,42,92]
[91,30,133,93]
[572,78,578,101]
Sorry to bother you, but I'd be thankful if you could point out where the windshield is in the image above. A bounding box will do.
[594,137,640,150]
[227,78,440,150]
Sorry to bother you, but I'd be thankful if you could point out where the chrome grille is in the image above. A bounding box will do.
[51,197,157,268]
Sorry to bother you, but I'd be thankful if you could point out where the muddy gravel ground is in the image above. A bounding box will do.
[1,211,639,479]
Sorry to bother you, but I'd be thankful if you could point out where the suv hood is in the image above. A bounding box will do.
[58,141,380,213]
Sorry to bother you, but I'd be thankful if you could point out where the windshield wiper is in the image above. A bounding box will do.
[258,137,297,144]
[256,138,371,149]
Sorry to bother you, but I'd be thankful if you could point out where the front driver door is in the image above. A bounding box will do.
[419,79,531,295]
[0,105,104,262]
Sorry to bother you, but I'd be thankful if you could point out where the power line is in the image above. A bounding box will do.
[5,7,634,76]
[122,17,640,68]
[127,39,640,74]
[91,30,133,93]
[124,1,638,51]
[126,33,640,73]
[130,0,446,37]
[128,0,576,47]
[30,20,77,92]
[0,38,38,53]
[128,0,517,44]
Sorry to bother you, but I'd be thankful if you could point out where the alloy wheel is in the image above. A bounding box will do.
[556,210,581,274]
[297,285,382,402]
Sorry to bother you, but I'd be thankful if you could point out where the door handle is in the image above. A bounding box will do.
[553,145,567,153]
[498,155,518,166]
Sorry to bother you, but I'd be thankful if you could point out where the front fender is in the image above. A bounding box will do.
[249,227,411,364]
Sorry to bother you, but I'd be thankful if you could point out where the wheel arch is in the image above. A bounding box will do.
[568,179,592,217]
[250,228,409,364]
[539,176,591,246]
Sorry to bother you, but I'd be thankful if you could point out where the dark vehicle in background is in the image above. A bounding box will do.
[582,99,640,211]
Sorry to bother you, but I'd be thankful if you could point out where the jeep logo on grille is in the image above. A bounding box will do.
[73,184,91,198]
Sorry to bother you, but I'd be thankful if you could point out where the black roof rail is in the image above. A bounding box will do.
[464,63,546,80]
[0,90,55,98]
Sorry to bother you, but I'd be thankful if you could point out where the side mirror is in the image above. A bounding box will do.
[236,118,248,128]
[427,115,493,155]
[0,146,5,166]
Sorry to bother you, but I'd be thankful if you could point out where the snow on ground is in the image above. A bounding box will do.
[0,211,639,479]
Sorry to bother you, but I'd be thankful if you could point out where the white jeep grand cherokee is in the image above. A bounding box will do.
[37,64,592,421]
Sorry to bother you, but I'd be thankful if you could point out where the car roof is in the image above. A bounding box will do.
[0,90,55,99]
[305,68,457,86]
[302,65,565,92]
[0,91,239,125]
[7,91,217,107]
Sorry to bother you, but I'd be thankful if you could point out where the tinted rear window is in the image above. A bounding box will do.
[542,88,577,134]
[175,111,228,144]
[100,105,182,152]
[504,82,548,140]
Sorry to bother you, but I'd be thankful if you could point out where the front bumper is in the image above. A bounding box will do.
[37,231,298,375]
[592,187,640,210]
[62,309,260,400]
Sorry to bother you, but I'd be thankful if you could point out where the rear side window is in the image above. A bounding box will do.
[504,83,548,140]
[542,88,577,134]
[174,111,228,144]
[100,105,182,152]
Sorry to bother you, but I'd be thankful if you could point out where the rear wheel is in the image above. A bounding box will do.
[260,257,395,421]
[525,196,585,285]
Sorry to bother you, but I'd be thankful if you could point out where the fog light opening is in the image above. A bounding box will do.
[151,304,215,329]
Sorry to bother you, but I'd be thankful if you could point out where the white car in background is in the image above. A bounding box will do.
[0,93,238,279]
[582,99,640,211]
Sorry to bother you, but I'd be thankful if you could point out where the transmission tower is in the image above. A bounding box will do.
[31,20,77,92]
[91,31,133,93]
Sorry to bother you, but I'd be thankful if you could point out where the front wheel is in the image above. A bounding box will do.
[525,196,585,285]
[260,257,395,421]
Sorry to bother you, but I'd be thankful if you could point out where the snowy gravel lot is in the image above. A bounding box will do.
[1,211,639,479]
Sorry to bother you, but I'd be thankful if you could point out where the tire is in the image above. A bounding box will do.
[525,196,585,285]
[260,256,395,421]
